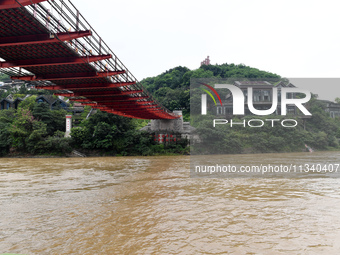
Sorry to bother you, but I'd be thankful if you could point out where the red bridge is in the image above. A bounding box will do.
[0,0,179,119]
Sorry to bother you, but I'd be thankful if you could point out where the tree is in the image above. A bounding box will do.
[43,131,72,154]
[25,120,48,153]
[0,109,15,155]
[19,95,37,111]
[9,108,38,151]
[32,102,66,135]
[92,122,116,149]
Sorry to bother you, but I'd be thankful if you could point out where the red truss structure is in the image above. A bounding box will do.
[0,0,179,119]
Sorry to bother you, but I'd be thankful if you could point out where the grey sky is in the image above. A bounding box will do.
[72,0,340,101]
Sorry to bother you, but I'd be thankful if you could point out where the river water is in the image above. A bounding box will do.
[1,152,340,254]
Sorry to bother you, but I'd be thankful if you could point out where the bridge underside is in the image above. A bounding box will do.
[0,0,178,119]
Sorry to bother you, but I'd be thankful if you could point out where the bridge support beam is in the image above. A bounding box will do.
[0,54,111,68]
[0,0,47,10]
[11,70,125,81]
[0,30,92,47]
[35,82,136,90]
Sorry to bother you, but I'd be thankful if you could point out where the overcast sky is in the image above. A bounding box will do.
[72,0,340,101]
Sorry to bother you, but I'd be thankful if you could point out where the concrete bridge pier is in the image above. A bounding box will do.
[140,111,195,143]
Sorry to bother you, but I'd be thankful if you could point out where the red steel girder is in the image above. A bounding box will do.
[69,98,91,102]
[54,90,143,98]
[93,96,149,101]
[80,103,98,106]
[86,98,152,103]
[0,30,92,47]
[0,0,47,10]
[113,109,159,116]
[90,90,143,96]
[67,96,148,101]
[79,100,153,105]
[92,106,111,110]
[64,90,143,97]
[85,90,143,96]
[11,70,125,81]
[54,93,75,97]
[92,105,159,112]
[70,98,150,104]
[102,101,153,106]
[112,108,161,113]
[35,81,136,90]
[101,104,158,109]
[92,106,159,114]
[55,90,140,98]
[0,54,111,68]
[103,90,143,95]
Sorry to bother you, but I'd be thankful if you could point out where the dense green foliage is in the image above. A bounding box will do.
[0,62,339,156]
[0,109,14,156]
[0,104,72,156]
[141,62,339,154]
[0,84,73,155]
[0,97,188,156]
[0,73,10,83]
[141,63,280,120]
[70,111,188,156]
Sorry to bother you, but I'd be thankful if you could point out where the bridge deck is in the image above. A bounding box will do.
[0,0,178,119]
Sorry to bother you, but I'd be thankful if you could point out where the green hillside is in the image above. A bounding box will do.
[141,63,280,119]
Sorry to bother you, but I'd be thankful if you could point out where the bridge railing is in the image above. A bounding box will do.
[7,0,177,117]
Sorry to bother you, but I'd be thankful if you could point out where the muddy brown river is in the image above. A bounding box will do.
[1,152,340,254]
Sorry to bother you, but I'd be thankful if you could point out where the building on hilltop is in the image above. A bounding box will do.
[200,56,210,66]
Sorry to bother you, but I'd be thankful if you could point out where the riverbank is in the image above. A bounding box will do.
[2,146,339,158]
[1,147,191,158]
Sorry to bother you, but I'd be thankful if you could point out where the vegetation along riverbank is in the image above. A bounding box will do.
[0,63,339,156]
